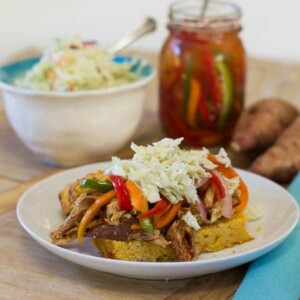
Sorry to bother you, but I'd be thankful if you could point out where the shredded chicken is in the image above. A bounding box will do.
[210,201,223,223]
[130,229,171,247]
[51,192,99,245]
[59,179,81,216]
[105,198,126,225]
[204,186,215,209]
[166,220,196,261]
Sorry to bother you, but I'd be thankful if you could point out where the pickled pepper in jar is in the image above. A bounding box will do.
[159,0,246,147]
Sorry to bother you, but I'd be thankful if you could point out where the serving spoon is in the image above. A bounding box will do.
[109,17,156,54]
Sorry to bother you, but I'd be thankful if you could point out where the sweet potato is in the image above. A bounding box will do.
[231,98,299,152]
[249,117,300,182]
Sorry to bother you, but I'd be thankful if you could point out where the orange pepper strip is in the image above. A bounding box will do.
[125,179,148,213]
[154,201,183,229]
[186,78,201,128]
[154,202,172,219]
[130,224,141,230]
[207,153,249,213]
[77,190,116,245]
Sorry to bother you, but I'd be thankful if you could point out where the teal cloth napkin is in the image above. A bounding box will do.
[234,173,300,300]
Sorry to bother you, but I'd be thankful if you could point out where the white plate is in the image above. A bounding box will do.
[17,163,299,280]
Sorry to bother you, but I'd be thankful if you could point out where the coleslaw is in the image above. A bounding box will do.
[15,37,138,91]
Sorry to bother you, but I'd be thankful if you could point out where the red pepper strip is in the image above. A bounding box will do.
[205,169,226,199]
[203,50,222,114]
[198,92,216,129]
[137,195,170,219]
[110,175,133,211]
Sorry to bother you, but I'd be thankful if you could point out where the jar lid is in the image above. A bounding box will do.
[169,0,241,30]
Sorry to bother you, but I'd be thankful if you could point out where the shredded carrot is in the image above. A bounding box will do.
[69,82,75,91]
[154,201,183,229]
[125,179,148,213]
[186,78,201,128]
[55,56,67,66]
[77,190,116,245]
[208,153,249,212]
[49,71,56,87]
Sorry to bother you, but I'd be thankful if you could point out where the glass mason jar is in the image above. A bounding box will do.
[159,0,246,147]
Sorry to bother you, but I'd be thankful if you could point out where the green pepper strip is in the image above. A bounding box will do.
[80,178,114,193]
[183,55,195,121]
[215,54,233,130]
[139,217,154,234]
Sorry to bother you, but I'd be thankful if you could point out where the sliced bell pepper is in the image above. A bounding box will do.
[133,201,172,232]
[186,78,201,128]
[198,89,216,129]
[80,178,114,193]
[139,217,154,234]
[208,153,249,212]
[110,175,133,211]
[183,55,216,129]
[214,54,233,129]
[205,169,226,199]
[153,201,183,229]
[125,179,148,213]
[137,195,169,219]
[77,190,116,244]
[203,50,222,114]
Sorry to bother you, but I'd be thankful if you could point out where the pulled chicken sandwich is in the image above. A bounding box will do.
[51,138,252,262]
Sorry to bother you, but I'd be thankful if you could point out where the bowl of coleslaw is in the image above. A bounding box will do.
[0,38,154,166]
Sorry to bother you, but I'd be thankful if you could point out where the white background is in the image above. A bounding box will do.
[0,0,299,64]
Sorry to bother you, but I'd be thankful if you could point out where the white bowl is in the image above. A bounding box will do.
[0,56,154,166]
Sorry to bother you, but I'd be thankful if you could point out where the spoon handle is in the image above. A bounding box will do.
[109,17,156,54]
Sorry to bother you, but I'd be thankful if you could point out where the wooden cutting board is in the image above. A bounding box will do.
[0,171,248,300]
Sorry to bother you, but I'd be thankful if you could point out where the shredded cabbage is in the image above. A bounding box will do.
[182,211,201,231]
[215,148,231,168]
[105,138,219,204]
[15,37,138,91]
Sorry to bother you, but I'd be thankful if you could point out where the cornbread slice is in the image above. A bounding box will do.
[93,239,176,262]
[93,214,252,262]
[195,213,253,253]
